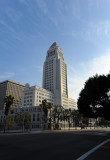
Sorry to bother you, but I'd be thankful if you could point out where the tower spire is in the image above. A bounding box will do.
[49,42,59,49]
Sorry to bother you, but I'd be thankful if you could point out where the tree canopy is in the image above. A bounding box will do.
[77,74,110,120]
[4,95,14,132]
[16,112,30,130]
[40,99,50,118]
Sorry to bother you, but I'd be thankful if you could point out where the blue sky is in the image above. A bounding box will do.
[0,0,110,101]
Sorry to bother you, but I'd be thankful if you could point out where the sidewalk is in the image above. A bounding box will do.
[0,127,110,135]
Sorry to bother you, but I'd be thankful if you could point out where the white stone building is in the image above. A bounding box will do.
[43,42,77,109]
[22,84,54,107]
[21,42,77,109]
[68,98,77,109]
[0,106,45,129]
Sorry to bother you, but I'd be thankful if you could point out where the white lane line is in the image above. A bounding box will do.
[76,139,110,160]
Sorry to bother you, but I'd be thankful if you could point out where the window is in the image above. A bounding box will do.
[37,114,40,121]
[33,114,35,121]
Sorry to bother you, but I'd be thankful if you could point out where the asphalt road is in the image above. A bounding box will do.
[0,129,110,160]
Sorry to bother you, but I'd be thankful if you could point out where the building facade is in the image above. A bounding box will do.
[43,42,76,109]
[0,80,25,110]
[43,42,69,108]
[22,84,54,107]
[0,106,96,131]
[0,106,44,130]
[0,43,77,110]
[68,98,77,109]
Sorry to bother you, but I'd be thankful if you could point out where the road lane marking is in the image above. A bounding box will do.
[76,139,110,160]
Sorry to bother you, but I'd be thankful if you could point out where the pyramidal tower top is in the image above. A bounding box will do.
[49,42,60,49]
[46,42,64,61]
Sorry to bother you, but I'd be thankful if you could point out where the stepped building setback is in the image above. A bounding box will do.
[43,42,76,109]
[0,42,77,110]
[43,42,68,108]
[22,42,77,109]
[22,84,54,107]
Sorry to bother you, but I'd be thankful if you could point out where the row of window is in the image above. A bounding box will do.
[37,92,53,97]
[24,99,32,103]
[25,92,33,95]
[37,95,53,99]
[48,51,55,57]
[24,103,32,106]
[24,96,33,99]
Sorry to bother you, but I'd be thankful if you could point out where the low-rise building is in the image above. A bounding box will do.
[0,106,45,130]
[68,98,77,110]
[22,84,54,107]
[22,84,77,109]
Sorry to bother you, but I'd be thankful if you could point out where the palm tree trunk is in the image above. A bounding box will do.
[4,115,7,133]
[50,109,52,130]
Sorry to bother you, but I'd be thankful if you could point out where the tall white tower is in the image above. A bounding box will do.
[43,42,69,108]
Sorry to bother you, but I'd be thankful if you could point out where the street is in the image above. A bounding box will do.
[0,129,110,160]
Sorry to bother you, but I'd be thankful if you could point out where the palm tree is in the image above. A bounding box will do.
[40,99,48,117]
[52,105,63,129]
[66,108,72,129]
[4,95,14,132]
[48,103,53,130]
[40,99,50,129]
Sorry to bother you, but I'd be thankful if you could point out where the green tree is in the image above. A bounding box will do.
[62,108,67,129]
[81,117,89,129]
[4,95,14,116]
[1,116,14,131]
[78,74,110,120]
[40,99,51,128]
[4,95,14,132]
[4,116,14,129]
[40,99,48,119]
[16,112,30,131]
[52,105,63,129]
[71,110,81,128]
[62,108,72,129]
[48,103,53,130]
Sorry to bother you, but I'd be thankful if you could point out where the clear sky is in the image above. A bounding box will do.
[0,0,110,101]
